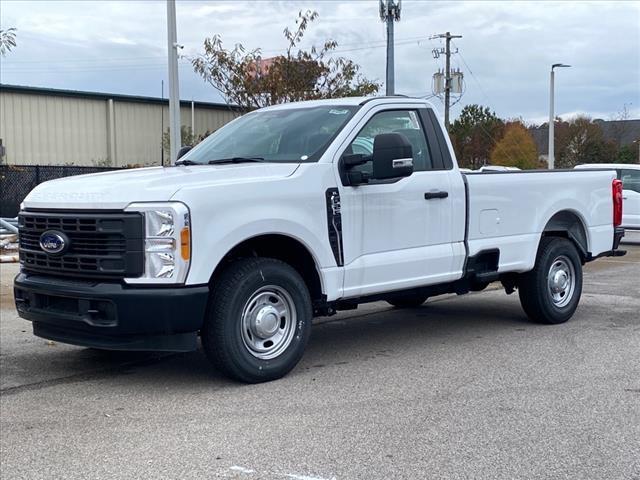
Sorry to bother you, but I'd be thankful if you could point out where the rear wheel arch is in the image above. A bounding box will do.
[541,210,589,260]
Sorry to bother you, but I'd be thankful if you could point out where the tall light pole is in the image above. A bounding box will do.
[548,63,570,169]
[380,0,401,96]
[166,0,182,165]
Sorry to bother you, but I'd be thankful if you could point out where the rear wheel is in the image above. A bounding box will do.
[518,237,583,324]
[387,293,428,308]
[202,257,312,383]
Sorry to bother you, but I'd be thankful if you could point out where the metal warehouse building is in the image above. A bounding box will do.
[0,84,239,167]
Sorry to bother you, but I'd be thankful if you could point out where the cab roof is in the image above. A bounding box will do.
[260,96,432,111]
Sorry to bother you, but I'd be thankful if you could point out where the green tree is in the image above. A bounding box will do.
[192,10,380,112]
[0,28,17,56]
[555,116,617,168]
[490,121,539,169]
[616,143,639,164]
[449,104,504,169]
[162,126,197,156]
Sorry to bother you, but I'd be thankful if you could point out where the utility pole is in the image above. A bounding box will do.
[160,80,164,166]
[191,99,195,140]
[166,0,182,165]
[548,63,571,169]
[431,32,462,132]
[380,1,401,96]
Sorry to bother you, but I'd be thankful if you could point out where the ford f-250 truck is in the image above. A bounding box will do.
[14,96,625,383]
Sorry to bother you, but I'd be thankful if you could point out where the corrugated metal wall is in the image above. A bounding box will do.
[0,90,238,167]
[0,92,109,166]
[113,101,163,166]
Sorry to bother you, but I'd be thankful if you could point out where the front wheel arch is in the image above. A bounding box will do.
[208,234,324,304]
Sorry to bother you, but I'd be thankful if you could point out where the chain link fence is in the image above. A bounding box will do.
[0,165,122,217]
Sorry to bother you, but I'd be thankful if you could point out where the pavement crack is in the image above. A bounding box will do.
[0,353,177,396]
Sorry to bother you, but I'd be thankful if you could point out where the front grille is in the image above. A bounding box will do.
[18,211,144,278]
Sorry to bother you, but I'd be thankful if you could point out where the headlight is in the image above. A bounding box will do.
[124,202,191,284]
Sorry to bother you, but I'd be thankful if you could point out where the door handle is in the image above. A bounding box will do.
[424,191,449,200]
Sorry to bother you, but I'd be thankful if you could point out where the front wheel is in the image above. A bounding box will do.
[518,237,583,324]
[202,258,312,383]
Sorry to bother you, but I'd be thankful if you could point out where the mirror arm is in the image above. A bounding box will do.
[346,170,370,186]
[342,153,371,168]
[341,153,372,186]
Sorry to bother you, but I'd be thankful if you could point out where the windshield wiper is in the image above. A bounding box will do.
[208,157,266,164]
[176,157,266,166]
[175,159,201,166]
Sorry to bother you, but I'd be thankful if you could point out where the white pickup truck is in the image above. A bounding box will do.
[14,96,625,383]
[575,163,640,230]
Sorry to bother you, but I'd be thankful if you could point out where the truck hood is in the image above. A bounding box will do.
[23,163,300,210]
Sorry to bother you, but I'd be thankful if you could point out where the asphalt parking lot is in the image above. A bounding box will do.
[1,234,639,480]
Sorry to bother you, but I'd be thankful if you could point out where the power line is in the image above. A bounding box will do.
[452,41,492,106]
[2,36,434,74]
[5,55,167,64]
[3,34,433,66]
[1,58,195,73]
[2,31,436,71]
[447,41,529,167]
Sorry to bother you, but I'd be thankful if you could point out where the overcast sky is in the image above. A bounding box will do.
[1,0,638,123]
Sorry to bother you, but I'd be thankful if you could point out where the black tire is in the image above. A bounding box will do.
[518,237,583,324]
[202,257,312,383]
[387,293,428,308]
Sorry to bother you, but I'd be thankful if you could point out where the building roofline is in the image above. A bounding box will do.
[0,83,241,111]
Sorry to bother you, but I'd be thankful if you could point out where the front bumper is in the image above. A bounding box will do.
[14,272,209,352]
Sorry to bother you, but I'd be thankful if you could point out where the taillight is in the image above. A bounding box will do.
[612,179,623,227]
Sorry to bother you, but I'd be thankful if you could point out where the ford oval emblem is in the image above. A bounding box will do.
[39,230,68,255]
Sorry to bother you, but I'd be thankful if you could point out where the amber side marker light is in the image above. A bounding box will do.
[180,227,191,260]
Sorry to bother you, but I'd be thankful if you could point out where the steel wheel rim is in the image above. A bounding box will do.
[547,255,576,308]
[241,285,297,360]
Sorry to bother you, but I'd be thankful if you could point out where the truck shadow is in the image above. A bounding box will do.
[304,295,531,363]
[4,294,540,392]
[110,295,532,384]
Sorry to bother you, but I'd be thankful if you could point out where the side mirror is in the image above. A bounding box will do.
[341,153,372,186]
[372,133,413,180]
[177,145,193,160]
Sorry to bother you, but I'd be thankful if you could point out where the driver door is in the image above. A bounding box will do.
[336,106,457,298]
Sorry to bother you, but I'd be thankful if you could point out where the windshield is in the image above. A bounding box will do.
[181,105,359,164]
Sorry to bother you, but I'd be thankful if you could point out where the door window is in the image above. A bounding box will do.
[344,110,433,174]
[620,169,640,193]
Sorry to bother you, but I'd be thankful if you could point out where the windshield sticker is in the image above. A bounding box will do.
[329,109,349,115]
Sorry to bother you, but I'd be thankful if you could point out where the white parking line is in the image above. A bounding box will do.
[230,466,255,474]
[284,474,337,480]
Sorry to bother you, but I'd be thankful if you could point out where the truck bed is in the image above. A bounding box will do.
[464,169,617,273]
